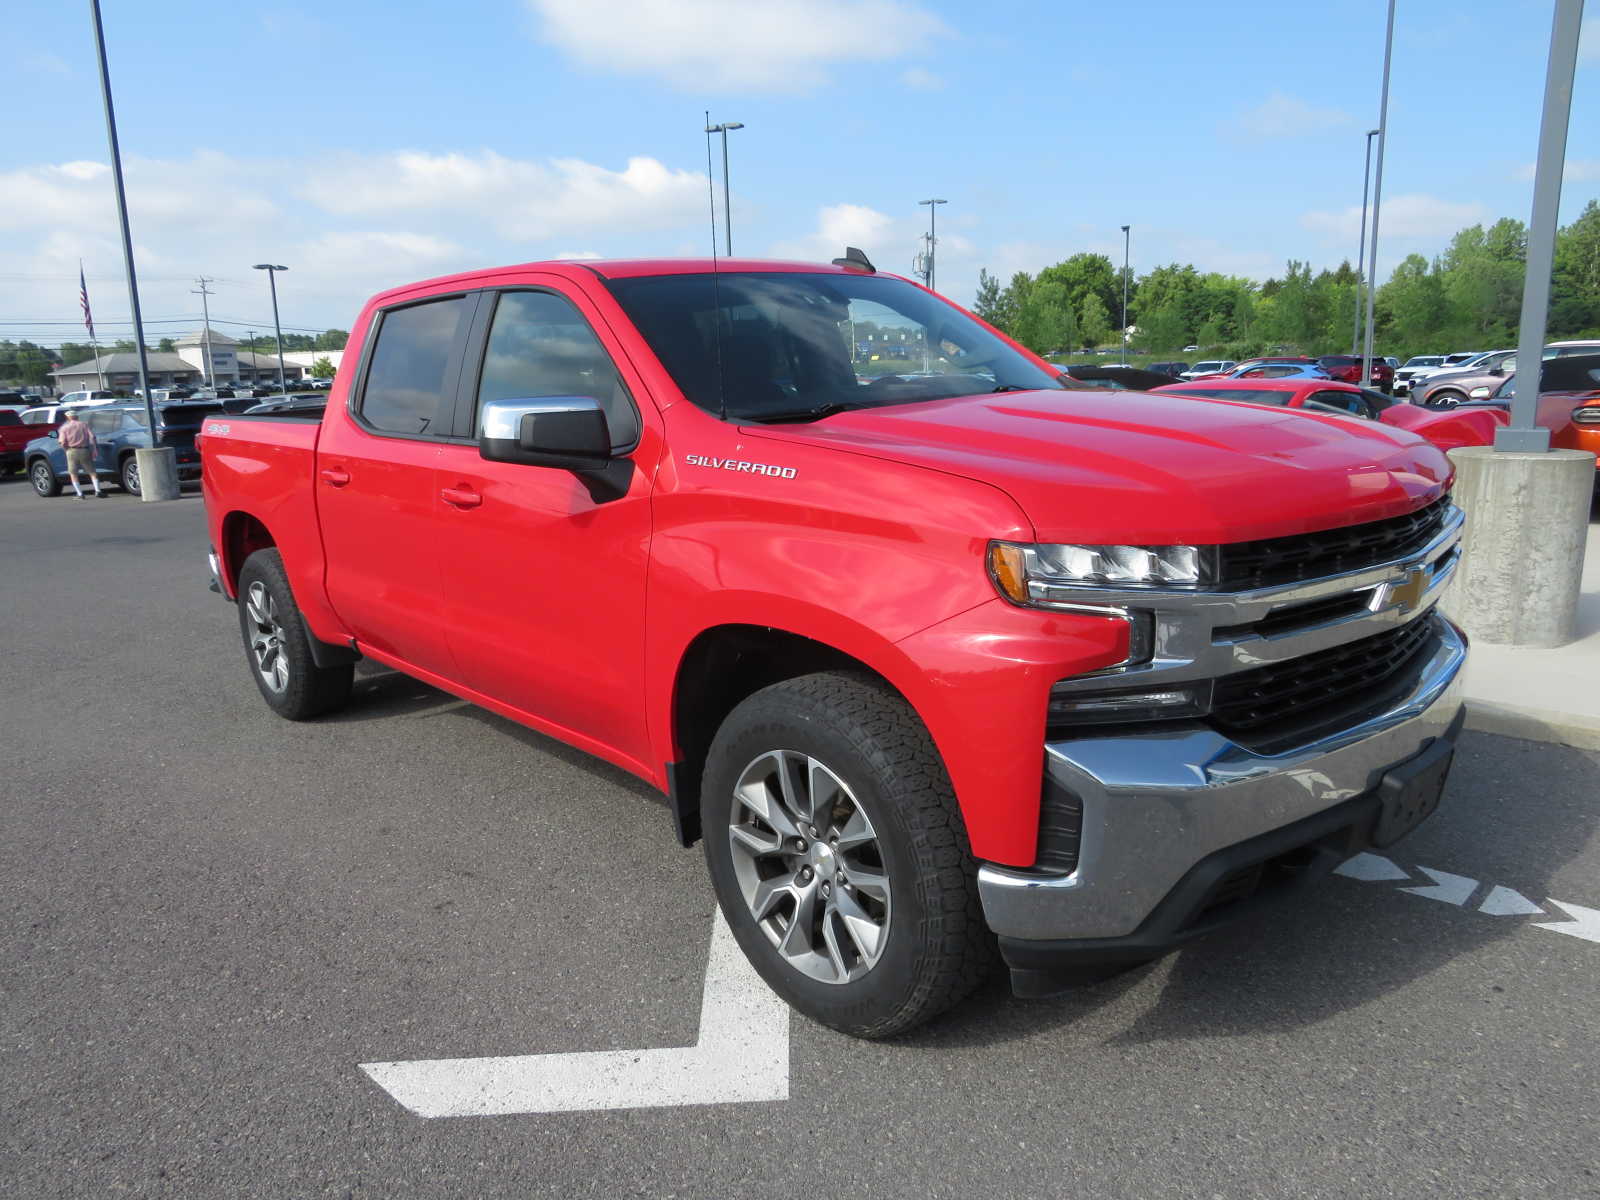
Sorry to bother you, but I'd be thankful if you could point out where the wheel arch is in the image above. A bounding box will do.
[665,622,921,847]
[219,511,278,597]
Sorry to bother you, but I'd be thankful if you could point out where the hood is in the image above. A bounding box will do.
[751,388,1449,545]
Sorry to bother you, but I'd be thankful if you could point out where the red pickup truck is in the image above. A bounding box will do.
[202,255,1467,1038]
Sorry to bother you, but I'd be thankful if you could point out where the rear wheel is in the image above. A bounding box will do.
[1425,390,1465,409]
[236,548,353,720]
[29,459,60,497]
[120,454,141,495]
[701,671,996,1038]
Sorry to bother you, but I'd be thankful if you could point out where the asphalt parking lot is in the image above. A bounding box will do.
[3,477,1599,1199]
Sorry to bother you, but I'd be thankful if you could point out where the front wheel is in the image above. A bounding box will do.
[701,672,996,1038]
[235,548,353,720]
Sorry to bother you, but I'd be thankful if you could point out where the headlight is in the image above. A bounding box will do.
[1573,406,1600,426]
[988,540,1211,604]
[1469,386,1491,398]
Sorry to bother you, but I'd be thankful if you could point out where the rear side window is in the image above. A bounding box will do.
[359,296,470,436]
[1305,390,1368,416]
[475,291,640,450]
[87,410,122,435]
[1167,387,1292,406]
[0,411,19,426]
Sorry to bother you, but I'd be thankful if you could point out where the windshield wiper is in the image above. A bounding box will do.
[748,402,866,424]
[990,384,1038,393]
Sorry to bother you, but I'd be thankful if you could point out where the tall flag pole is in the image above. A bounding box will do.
[79,261,105,392]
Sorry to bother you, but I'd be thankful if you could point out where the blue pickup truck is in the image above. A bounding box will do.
[25,401,220,497]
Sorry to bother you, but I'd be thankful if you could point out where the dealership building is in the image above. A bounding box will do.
[51,327,340,391]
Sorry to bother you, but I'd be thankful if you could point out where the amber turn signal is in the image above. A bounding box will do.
[988,542,1030,604]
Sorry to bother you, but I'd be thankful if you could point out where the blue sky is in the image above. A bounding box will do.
[1,0,1596,344]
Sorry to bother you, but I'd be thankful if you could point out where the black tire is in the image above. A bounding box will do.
[28,459,60,497]
[235,548,353,720]
[119,454,141,496]
[1425,390,1465,409]
[701,671,996,1038]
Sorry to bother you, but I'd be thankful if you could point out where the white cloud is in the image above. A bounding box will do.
[300,150,705,240]
[1300,193,1490,241]
[1226,91,1354,141]
[1515,159,1600,182]
[901,66,945,90]
[527,0,947,91]
[0,155,278,236]
[552,250,602,260]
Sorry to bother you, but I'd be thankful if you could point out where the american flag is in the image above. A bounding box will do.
[79,263,95,341]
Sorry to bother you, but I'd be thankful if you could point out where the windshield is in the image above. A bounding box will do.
[1404,357,1442,368]
[604,271,1064,422]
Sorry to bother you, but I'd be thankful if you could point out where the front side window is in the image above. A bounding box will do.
[475,291,639,449]
[606,271,1063,423]
[359,296,469,436]
[87,410,122,435]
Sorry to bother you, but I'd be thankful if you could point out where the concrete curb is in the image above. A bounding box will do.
[1465,698,1600,752]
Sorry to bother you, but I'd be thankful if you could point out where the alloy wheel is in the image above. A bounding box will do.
[727,749,891,984]
[31,462,52,495]
[245,581,290,693]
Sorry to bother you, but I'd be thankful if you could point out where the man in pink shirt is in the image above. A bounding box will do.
[57,410,105,498]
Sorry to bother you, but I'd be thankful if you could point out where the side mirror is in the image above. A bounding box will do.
[479,396,613,472]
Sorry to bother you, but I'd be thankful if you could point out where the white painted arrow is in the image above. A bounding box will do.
[1535,899,1600,945]
[1399,866,1477,906]
[1335,852,1410,882]
[361,912,789,1118]
[1478,885,1545,917]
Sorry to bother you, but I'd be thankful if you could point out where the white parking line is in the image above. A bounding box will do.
[360,911,789,1118]
[1337,852,1600,946]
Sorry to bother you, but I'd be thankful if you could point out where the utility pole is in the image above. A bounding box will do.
[703,120,744,255]
[1360,0,1397,387]
[192,276,215,387]
[918,199,947,292]
[1120,225,1131,364]
[88,0,154,435]
[1351,129,1380,355]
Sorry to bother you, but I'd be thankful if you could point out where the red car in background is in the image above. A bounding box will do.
[1316,355,1395,393]
[1151,376,1505,452]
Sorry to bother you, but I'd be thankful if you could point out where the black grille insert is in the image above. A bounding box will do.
[1211,614,1439,748]
[1034,775,1083,873]
[1215,496,1451,592]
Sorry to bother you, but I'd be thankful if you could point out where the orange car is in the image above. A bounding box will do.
[1477,355,1600,480]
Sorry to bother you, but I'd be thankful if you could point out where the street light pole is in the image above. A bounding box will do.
[703,120,744,255]
[254,264,289,393]
[1120,224,1131,363]
[1351,128,1379,355]
[918,198,946,292]
[193,276,215,387]
[87,0,154,434]
[1497,0,1586,451]
[1360,0,1396,388]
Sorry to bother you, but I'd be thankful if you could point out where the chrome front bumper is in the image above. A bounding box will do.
[978,616,1466,942]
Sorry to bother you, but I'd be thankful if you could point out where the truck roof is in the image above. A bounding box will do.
[369,257,891,308]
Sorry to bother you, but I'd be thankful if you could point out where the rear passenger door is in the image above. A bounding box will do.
[317,292,478,679]
[432,283,658,768]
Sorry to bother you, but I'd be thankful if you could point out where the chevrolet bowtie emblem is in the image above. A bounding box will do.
[1387,567,1430,615]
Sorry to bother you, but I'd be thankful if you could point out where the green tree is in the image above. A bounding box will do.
[311,355,336,379]
[1139,305,1187,353]
[1012,278,1078,353]
[157,337,176,352]
[973,269,1008,331]
[1078,293,1111,348]
[313,329,349,351]
[1552,200,1600,335]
